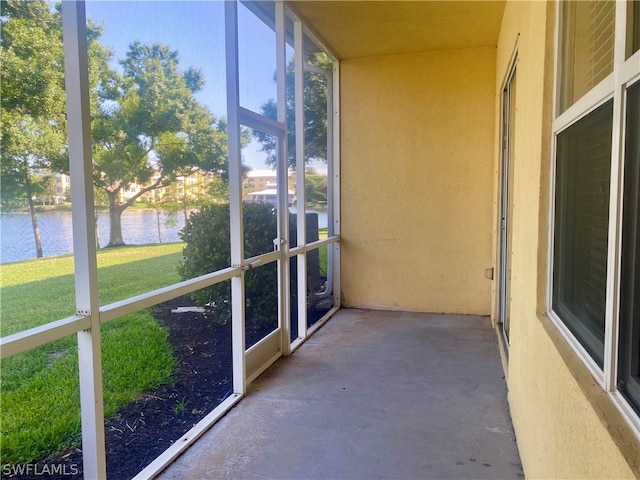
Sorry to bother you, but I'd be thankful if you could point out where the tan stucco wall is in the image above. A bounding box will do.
[340,47,495,314]
[495,1,638,478]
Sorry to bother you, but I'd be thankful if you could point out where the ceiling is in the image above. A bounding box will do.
[285,1,506,60]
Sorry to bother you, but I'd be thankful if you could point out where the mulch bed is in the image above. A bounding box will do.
[7,295,235,480]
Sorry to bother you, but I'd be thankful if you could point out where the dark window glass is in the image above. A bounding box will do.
[553,100,614,367]
[618,81,640,413]
[630,0,640,58]
[636,0,640,53]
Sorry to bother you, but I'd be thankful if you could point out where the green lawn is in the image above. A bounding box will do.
[318,228,329,275]
[0,243,183,464]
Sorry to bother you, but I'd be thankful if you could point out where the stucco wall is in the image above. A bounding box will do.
[340,47,495,314]
[495,1,637,477]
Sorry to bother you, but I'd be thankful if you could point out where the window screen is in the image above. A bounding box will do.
[553,100,614,367]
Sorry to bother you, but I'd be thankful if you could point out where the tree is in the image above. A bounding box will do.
[0,0,67,257]
[1,0,113,256]
[91,42,229,246]
[254,52,332,169]
[304,169,328,206]
[34,173,57,205]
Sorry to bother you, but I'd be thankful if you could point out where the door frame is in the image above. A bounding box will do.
[239,108,288,383]
[498,46,518,347]
[225,1,291,393]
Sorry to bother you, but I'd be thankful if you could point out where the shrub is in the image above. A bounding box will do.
[178,203,279,333]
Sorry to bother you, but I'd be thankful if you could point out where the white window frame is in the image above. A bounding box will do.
[548,0,640,439]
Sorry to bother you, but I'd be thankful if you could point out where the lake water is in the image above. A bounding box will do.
[0,208,328,264]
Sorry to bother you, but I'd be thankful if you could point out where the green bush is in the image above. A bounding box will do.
[178,203,280,333]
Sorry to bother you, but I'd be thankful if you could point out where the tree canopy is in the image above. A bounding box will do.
[1,1,232,248]
[254,52,332,169]
[91,41,230,245]
[1,0,69,256]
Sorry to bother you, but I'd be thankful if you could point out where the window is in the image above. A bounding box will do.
[553,100,613,367]
[558,1,615,114]
[551,0,640,424]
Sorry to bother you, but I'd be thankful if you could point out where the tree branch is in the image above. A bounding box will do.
[122,174,165,208]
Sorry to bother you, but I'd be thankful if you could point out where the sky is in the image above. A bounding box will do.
[83,1,281,169]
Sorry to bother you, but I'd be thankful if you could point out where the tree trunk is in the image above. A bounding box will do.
[183,199,188,225]
[95,212,101,249]
[155,202,163,244]
[25,171,43,258]
[182,178,188,225]
[107,191,126,247]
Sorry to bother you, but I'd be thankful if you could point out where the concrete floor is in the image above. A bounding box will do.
[158,309,523,480]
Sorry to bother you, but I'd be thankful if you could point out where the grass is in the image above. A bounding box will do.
[0,243,183,465]
[1,243,184,336]
[96,244,186,306]
[318,228,329,275]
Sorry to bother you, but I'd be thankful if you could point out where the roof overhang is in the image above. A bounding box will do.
[285,1,506,60]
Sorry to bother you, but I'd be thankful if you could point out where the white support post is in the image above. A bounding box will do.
[332,60,342,308]
[275,1,292,355]
[225,0,246,396]
[294,17,307,339]
[61,2,106,478]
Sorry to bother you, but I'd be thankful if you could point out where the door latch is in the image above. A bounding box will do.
[273,238,286,251]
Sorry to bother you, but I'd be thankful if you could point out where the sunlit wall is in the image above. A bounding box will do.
[340,47,496,315]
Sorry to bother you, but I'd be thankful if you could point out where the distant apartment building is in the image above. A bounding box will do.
[53,172,70,204]
[244,169,296,205]
[130,171,217,204]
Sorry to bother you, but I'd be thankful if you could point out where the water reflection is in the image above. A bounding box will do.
[1,208,329,264]
[0,210,185,264]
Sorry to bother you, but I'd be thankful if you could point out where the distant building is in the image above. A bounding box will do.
[244,169,296,205]
[53,173,71,204]
[132,170,218,204]
[245,188,295,205]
